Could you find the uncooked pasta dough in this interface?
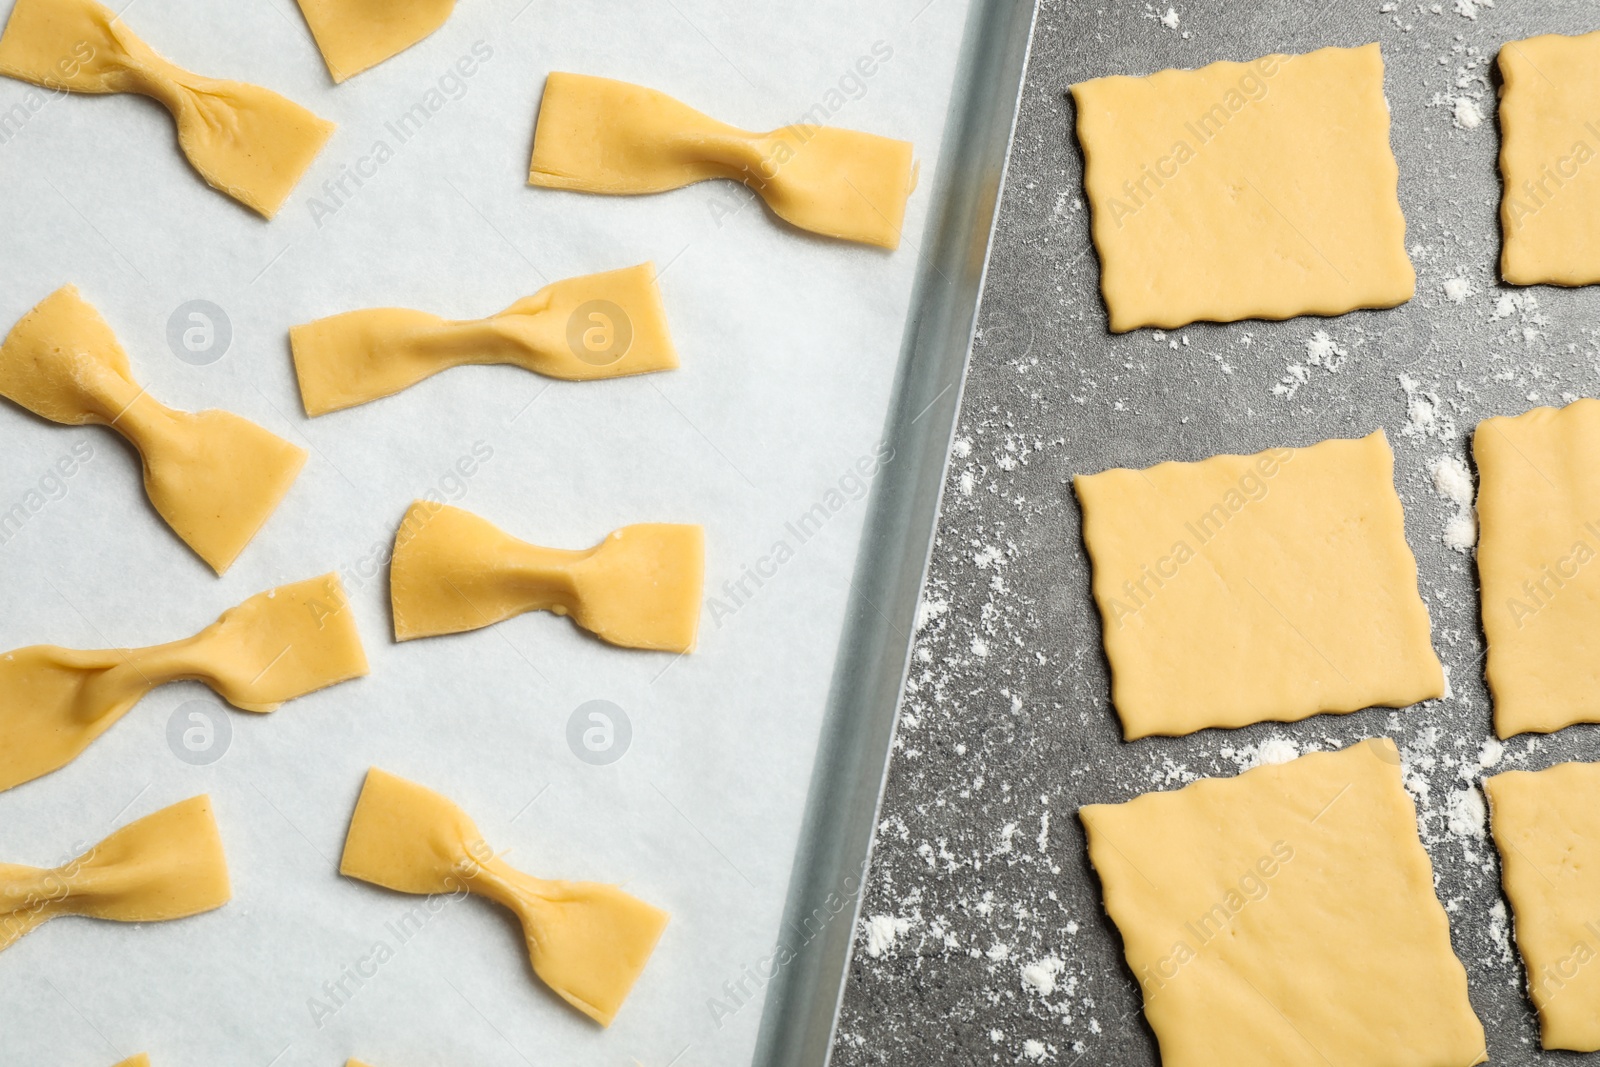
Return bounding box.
[1072,44,1413,331]
[1074,431,1442,738]
[1081,741,1485,1067]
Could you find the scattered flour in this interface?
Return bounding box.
[1453,0,1492,19]
[1218,735,1307,771]
[1254,736,1302,766]
[1021,956,1065,997]
[1274,363,1310,399]
[1429,455,1478,553]
[1452,96,1481,130]
[1021,1039,1051,1063]
[1430,455,1474,508]
[1399,374,1456,440]
[1445,786,1487,838]
[1143,4,1180,29]
[1487,900,1513,962]
[863,914,916,958]
[1442,276,1473,303]
[1274,331,1348,398]
[1305,330,1348,370]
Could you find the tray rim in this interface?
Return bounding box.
[751,2,1042,1063]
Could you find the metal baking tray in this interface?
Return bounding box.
[833,1,1600,1064]
[0,0,1034,1064]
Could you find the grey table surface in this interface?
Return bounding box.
[830,0,1600,1063]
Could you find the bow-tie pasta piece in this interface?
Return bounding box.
[111,1058,150,1067]
[0,574,368,793]
[290,263,678,416]
[340,768,669,1026]
[1,286,306,573]
[295,0,455,83]
[0,0,334,217]
[528,73,917,249]
[389,502,703,652]
[0,795,230,953]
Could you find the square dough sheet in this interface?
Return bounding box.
[1498,30,1600,287]
[1074,430,1443,739]
[1081,739,1485,1067]
[1071,43,1414,332]
[1486,761,1600,1052]
[1474,398,1600,737]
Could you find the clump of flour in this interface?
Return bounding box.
[1021,956,1065,997]
[1429,456,1477,553]
[1274,331,1349,398]
[863,914,916,958]
[1399,374,1456,440]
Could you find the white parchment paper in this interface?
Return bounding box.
[0,0,972,1063]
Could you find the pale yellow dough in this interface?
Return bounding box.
[1072,44,1414,332]
[111,1058,150,1067]
[1075,431,1442,738]
[528,73,917,249]
[0,0,333,217]
[1,286,306,573]
[295,0,454,83]
[291,263,678,416]
[0,573,368,792]
[1486,761,1600,1050]
[0,795,230,953]
[389,501,703,653]
[1474,399,1600,736]
[340,768,669,1027]
[1498,32,1600,286]
[1082,740,1485,1067]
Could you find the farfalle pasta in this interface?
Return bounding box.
[389,501,703,652]
[341,768,668,1026]
[0,286,306,573]
[528,73,917,248]
[295,0,457,82]
[1,796,230,952]
[0,574,368,792]
[0,0,334,216]
[290,263,677,416]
